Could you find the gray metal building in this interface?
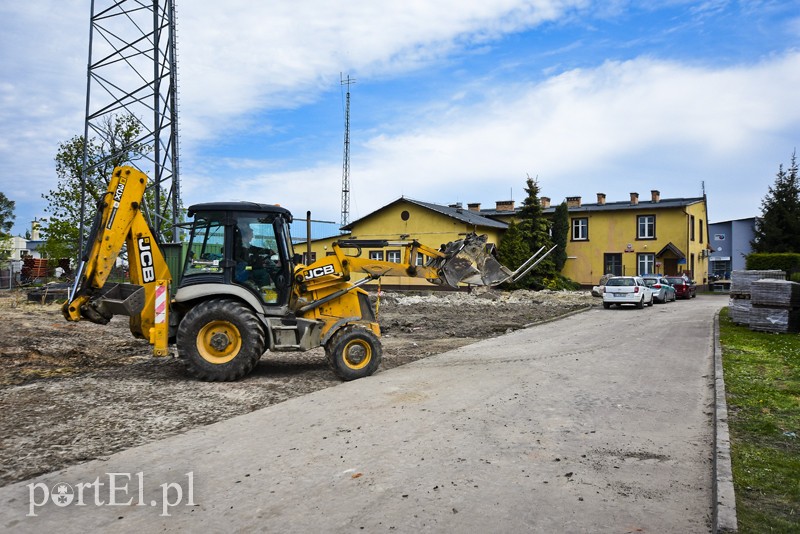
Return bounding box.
[707,217,757,278]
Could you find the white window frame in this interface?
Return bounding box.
[638,253,655,275]
[571,218,588,241]
[386,250,401,263]
[369,250,384,261]
[638,215,655,239]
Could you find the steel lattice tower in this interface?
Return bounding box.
[340,74,354,230]
[79,0,181,251]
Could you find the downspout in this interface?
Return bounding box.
[702,195,711,287]
[683,207,690,276]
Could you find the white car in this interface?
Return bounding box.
[602,276,654,309]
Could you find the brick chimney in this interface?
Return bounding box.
[651,190,661,203]
[540,197,551,209]
[495,200,515,211]
[566,196,582,208]
[467,202,481,212]
[597,193,606,206]
[630,192,639,206]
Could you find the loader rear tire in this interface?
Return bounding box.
[325,325,382,381]
[177,299,265,381]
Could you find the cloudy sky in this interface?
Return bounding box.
[1,0,799,237]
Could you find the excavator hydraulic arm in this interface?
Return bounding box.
[293,233,555,318]
[63,167,172,354]
[303,233,553,289]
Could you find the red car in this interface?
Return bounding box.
[665,276,697,299]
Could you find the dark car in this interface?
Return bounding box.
[665,275,697,299]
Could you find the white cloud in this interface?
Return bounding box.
[1,0,798,236]
[212,52,800,226]
[0,0,585,232]
[175,0,587,141]
[358,52,800,221]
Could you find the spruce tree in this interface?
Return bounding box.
[497,220,531,278]
[752,151,800,253]
[516,176,555,288]
[551,201,569,272]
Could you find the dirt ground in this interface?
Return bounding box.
[0,288,595,487]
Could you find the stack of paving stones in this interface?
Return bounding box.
[749,279,800,333]
[728,270,785,326]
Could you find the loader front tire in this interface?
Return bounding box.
[177,299,265,381]
[325,325,382,381]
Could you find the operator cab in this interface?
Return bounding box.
[181,202,295,305]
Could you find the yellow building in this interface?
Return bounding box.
[546,190,710,286]
[304,191,711,289]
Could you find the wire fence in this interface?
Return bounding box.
[0,261,22,289]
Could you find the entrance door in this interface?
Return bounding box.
[663,258,678,276]
[604,253,623,276]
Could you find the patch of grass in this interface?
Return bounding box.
[719,308,800,532]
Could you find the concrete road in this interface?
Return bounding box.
[1,295,726,533]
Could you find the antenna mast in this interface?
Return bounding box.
[340,74,355,229]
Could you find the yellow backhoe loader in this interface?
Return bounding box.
[64,166,553,381]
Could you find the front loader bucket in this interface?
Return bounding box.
[436,234,514,287]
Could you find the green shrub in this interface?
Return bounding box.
[745,252,800,273]
[542,274,581,291]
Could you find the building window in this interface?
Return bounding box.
[386,250,401,263]
[637,253,655,275]
[415,253,428,266]
[637,215,655,239]
[369,250,384,261]
[690,215,696,241]
[604,253,623,276]
[571,218,588,241]
[699,219,704,244]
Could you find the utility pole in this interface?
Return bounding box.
[340,74,355,230]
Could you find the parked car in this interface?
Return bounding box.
[642,276,677,303]
[665,275,697,299]
[602,276,654,309]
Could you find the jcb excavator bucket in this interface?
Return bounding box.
[434,234,513,287]
[433,233,557,287]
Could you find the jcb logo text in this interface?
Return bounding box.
[138,237,155,283]
[304,264,336,280]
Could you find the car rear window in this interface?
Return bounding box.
[606,278,634,286]
[643,279,658,286]
[666,278,684,285]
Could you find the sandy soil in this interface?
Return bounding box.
[0,288,595,486]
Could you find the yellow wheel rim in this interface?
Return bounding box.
[342,338,372,370]
[197,320,242,364]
